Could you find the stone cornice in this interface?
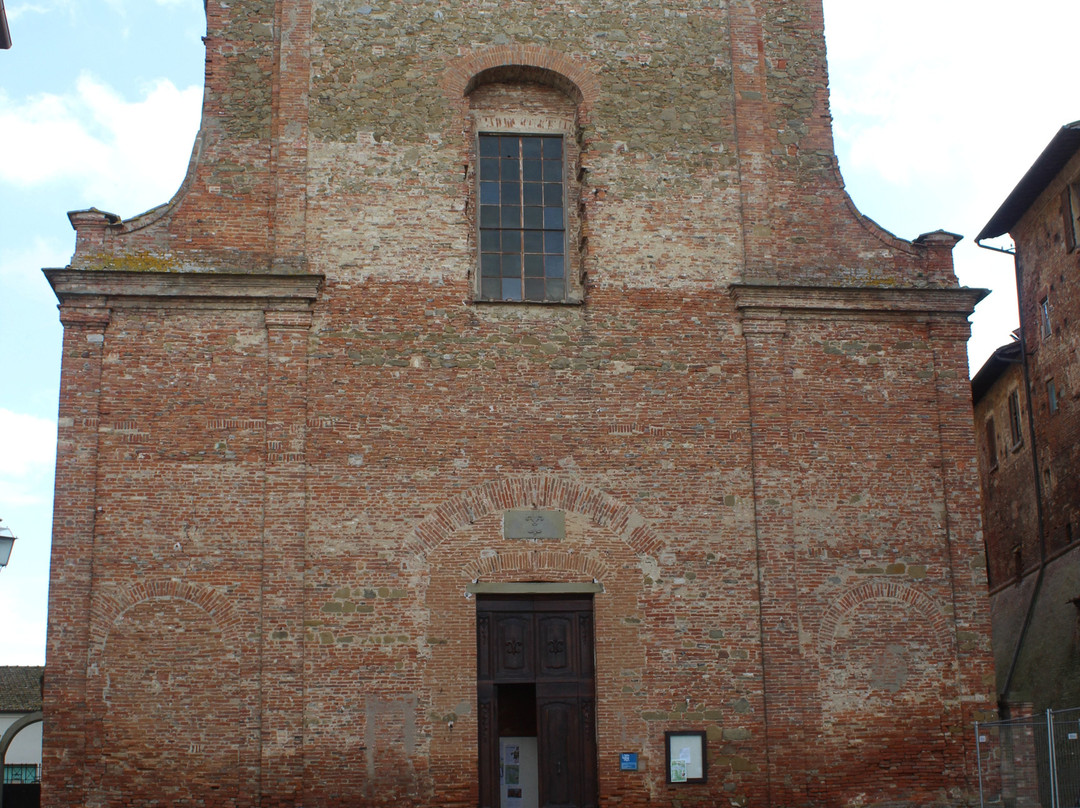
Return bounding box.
[44,270,323,309]
[730,283,988,317]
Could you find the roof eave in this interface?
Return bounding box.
[0,0,10,49]
[976,121,1080,242]
[971,341,1022,404]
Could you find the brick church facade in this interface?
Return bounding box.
[43,1,994,806]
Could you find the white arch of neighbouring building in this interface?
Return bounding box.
[0,711,43,808]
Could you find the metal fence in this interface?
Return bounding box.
[976,707,1080,808]
[1,765,39,785]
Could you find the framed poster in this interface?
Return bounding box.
[665,731,707,784]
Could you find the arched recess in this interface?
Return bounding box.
[453,48,596,305]
[87,580,247,805]
[816,580,959,805]
[0,712,42,808]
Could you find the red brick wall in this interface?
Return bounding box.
[974,144,1080,712]
[974,362,1038,588]
[1013,150,1080,556]
[42,1,995,806]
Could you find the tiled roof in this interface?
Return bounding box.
[0,666,44,712]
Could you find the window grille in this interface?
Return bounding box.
[477,134,566,303]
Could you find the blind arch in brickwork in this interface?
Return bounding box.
[817,579,951,652]
[89,578,243,660]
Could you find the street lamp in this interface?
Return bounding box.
[0,522,16,570]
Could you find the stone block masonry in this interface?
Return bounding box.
[42,1,994,806]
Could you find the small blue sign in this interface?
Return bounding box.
[619,753,638,771]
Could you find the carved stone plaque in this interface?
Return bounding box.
[503,510,565,541]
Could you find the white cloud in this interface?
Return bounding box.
[0,589,47,664]
[822,0,1079,374]
[0,74,202,218]
[0,237,72,303]
[825,0,1078,197]
[5,3,54,21]
[0,410,56,507]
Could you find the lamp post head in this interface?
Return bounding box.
[0,522,16,569]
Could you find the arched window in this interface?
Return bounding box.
[467,68,585,304]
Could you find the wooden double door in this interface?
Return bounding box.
[477,595,597,808]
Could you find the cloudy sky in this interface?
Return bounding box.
[1,0,1077,664]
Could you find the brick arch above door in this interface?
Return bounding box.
[402,474,663,562]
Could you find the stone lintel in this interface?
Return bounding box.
[466,581,604,595]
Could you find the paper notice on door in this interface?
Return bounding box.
[503,743,523,808]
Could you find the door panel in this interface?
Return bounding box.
[537,695,578,808]
[537,614,574,678]
[577,613,594,678]
[478,612,492,679]
[495,614,535,680]
[579,696,597,808]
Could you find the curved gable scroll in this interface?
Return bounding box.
[442,45,599,116]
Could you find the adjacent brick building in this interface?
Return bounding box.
[42,1,994,805]
[974,122,1080,712]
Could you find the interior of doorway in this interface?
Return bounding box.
[498,684,538,808]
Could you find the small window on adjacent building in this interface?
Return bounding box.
[984,417,998,470]
[1064,182,1080,252]
[1047,379,1059,414]
[1008,389,1023,447]
[1040,296,1052,339]
[477,133,566,303]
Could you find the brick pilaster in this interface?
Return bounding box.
[269,0,311,272]
[740,312,815,807]
[259,310,311,806]
[928,315,997,785]
[41,304,110,807]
